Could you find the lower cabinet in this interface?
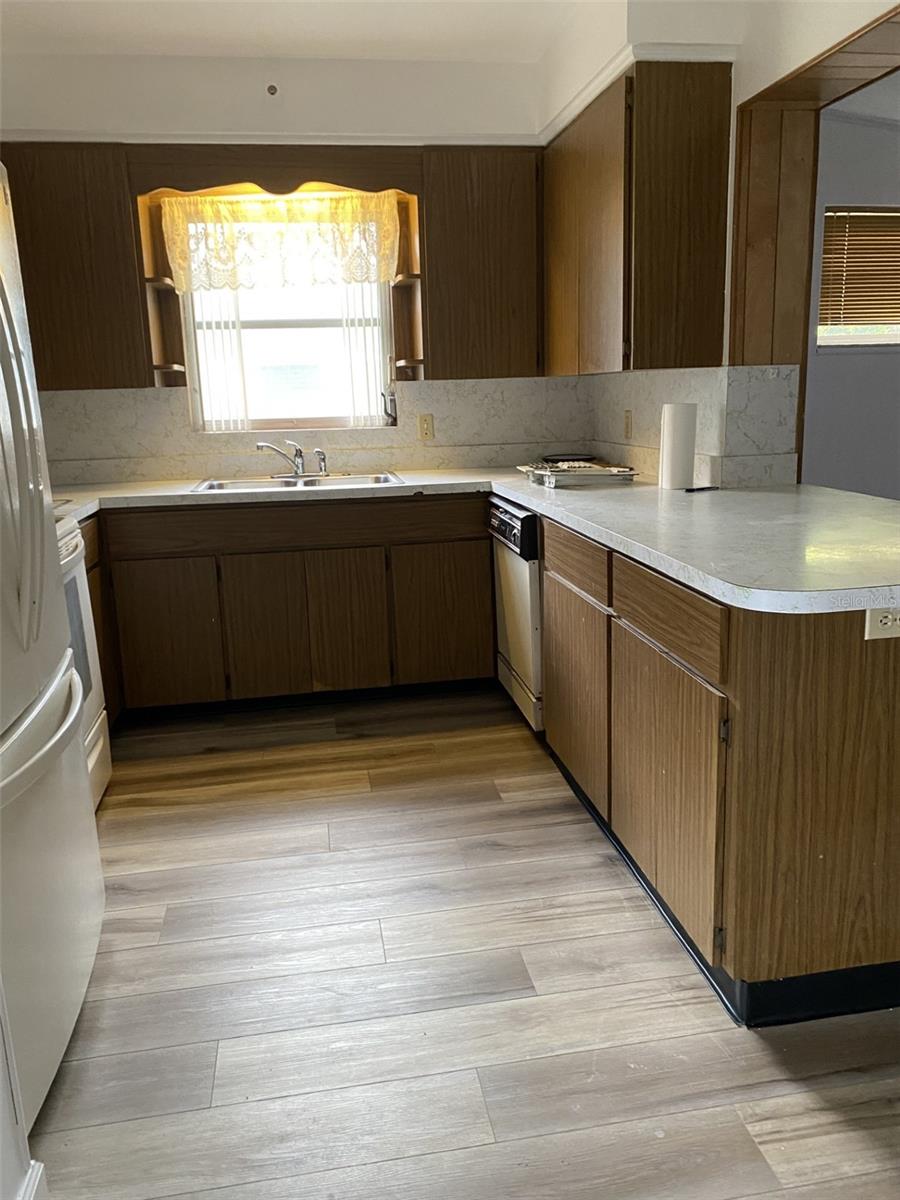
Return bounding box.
[542,571,609,817]
[391,540,494,684]
[219,552,311,699]
[106,498,493,707]
[306,547,392,691]
[611,620,726,959]
[112,556,226,707]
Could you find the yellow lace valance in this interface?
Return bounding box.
[160,184,401,293]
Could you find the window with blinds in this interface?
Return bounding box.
[817,208,900,346]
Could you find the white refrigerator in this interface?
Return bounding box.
[0,162,105,1132]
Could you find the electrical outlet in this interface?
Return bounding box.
[418,413,435,441]
[624,409,633,440]
[864,607,900,640]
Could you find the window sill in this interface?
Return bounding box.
[197,417,398,433]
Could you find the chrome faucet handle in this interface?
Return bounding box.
[314,448,327,474]
[256,441,302,476]
[285,440,305,474]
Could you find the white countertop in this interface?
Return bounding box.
[51,471,900,614]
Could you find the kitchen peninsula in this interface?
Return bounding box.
[58,472,900,1026]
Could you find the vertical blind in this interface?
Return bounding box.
[818,208,900,327]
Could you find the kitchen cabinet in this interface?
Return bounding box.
[219,552,311,699]
[5,139,541,391]
[544,62,731,374]
[537,527,898,1006]
[391,540,494,684]
[544,77,628,376]
[422,147,540,379]
[112,556,226,707]
[611,621,726,959]
[306,547,392,691]
[105,497,492,706]
[542,572,609,818]
[613,555,728,685]
[543,121,581,377]
[3,143,151,390]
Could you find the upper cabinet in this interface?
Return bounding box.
[545,78,629,377]
[5,85,727,393]
[422,148,540,379]
[4,141,540,390]
[3,143,152,390]
[544,62,732,375]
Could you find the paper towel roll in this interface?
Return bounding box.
[659,403,697,490]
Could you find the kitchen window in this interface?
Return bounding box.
[817,207,900,347]
[156,184,411,430]
[184,277,392,430]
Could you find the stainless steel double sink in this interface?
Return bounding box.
[193,473,402,492]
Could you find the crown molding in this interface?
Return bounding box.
[537,41,737,146]
[0,129,542,146]
[537,44,635,145]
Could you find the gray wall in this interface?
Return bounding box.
[802,112,900,500]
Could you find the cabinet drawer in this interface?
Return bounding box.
[542,520,610,605]
[80,516,100,570]
[612,555,728,684]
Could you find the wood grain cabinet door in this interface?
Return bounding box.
[543,122,581,377]
[542,572,609,817]
[422,148,539,379]
[219,552,311,700]
[391,541,494,685]
[305,547,391,691]
[543,80,628,377]
[611,621,726,960]
[3,144,151,390]
[112,557,226,707]
[577,76,628,375]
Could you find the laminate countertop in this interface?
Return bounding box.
[51,471,900,615]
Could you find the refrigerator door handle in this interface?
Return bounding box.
[0,268,37,650]
[0,667,83,808]
[21,341,45,646]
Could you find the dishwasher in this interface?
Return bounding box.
[490,498,542,730]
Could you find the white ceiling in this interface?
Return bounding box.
[829,68,900,124]
[0,0,580,62]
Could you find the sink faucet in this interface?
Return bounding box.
[285,441,305,474]
[314,448,327,475]
[256,441,304,476]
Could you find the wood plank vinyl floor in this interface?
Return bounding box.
[32,687,900,1199]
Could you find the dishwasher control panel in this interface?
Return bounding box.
[489,499,539,560]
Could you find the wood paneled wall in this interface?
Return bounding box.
[729,106,819,366]
[729,8,900,368]
[422,147,540,379]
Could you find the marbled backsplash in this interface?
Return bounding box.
[40,366,798,488]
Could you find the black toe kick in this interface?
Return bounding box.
[709,959,900,1028]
